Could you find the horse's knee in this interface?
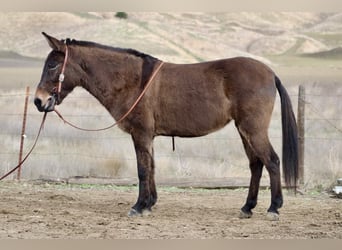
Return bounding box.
[137,164,149,181]
[270,151,280,166]
[264,151,280,174]
[265,164,280,176]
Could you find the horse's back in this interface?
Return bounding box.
[160,57,276,98]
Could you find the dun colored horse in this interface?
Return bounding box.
[34,33,298,220]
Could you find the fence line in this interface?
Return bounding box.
[305,103,342,134]
[0,92,341,133]
[0,91,341,129]
[0,87,341,183]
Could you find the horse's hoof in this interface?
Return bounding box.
[128,208,142,217]
[266,212,279,221]
[128,208,151,217]
[239,210,252,219]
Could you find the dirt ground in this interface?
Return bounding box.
[0,180,341,239]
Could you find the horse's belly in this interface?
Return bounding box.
[155,101,232,137]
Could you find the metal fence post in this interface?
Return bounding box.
[17,86,30,180]
[297,85,305,185]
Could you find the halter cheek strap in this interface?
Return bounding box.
[54,44,69,104]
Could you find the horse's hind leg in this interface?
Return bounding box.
[237,129,264,219]
[237,124,283,221]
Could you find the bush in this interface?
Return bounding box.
[115,12,128,19]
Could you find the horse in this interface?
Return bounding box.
[34,32,298,221]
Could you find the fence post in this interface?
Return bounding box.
[17,86,30,181]
[297,85,305,185]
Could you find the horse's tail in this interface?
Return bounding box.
[275,75,298,189]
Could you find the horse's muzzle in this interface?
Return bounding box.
[34,95,56,112]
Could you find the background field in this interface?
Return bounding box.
[0,12,341,190]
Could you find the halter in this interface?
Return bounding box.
[52,43,69,104]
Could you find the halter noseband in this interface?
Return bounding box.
[53,43,69,105]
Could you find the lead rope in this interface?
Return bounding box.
[54,61,164,132]
[0,112,47,181]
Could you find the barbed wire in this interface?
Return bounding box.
[1,91,341,151]
[306,103,342,134]
[6,92,342,99]
[1,94,341,181]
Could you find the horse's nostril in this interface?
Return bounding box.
[34,97,42,108]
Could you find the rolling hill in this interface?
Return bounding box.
[0,12,341,65]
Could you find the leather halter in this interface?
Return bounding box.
[52,44,69,104]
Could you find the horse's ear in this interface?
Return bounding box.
[42,32,65,52]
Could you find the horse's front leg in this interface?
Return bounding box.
[128,133,157,216]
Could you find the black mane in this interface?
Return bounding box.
[63,38,159,88]
[63,38,158,61]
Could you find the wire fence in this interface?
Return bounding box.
[0,85,341,187]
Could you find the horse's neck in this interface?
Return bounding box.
[79,49,141,117]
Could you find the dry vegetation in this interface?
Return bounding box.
[0,12,341,190]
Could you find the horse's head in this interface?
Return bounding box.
[34,32,78,112]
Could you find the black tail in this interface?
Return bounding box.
[275,76,298,189]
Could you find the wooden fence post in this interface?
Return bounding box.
[17,86,30,180]
[297,85,305,185]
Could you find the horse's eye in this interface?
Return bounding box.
[47,62,59,70]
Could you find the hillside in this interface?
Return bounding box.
[0,12,341,65]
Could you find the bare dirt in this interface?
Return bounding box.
[0,181,341,239]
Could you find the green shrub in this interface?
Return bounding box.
[115,12,128,19]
